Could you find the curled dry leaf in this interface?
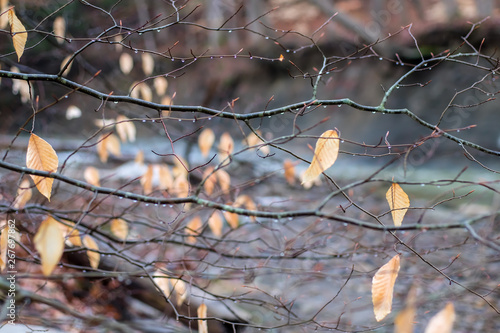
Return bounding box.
[197,303,208,333]
[218,132,234,164]
[208,212,223,237]
[8,8,27,61]
[27,133,59,201]
[65,105,82,120]
[142,53,155,75]
[84,166,100,187]
[57,220,82,247]
[53,16,66,43]
[372,254,400,321]
[116,115,136,142]
[283,159,296,185]
[301,129,340,184]
[386,183,410,226]
[198,128,215,158]
[424,303,455,333]
[82,235,100,269]
[154,76,168,96]
[34,216,65,276]
[110,218,129,240]
[13,178,32,209]
[119,53,134,74]
[185,216,202,244]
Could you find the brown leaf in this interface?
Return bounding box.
[394,285,417,333]
[173,175,190,198]
[244,130,270,155]
[110,218,129,240]
[185,216,203,244]
[8,8,27,61]
[197,303,208,333]
[53,16,65,44]
[119,53,134,74]
[218,132,234,164]
[84,166,100,187]
[198,128,215,158]
[424,303,455,333]
[34,216,65,276]
[223,210,239,229]
[202,166,217,196]
[208,212,223,237]
[116,115,136,143]
[97,134,121,163]
[283,159,296,185]
[57,220,81,247]
[27,133,59,201]
[141,164,154,194]
[142,53,155,76]
[372,254,401,321]
[82,235,100,269]
[301,130,339,184]
[386,183,410,226]
[216,169,231,193]
[13,178,32,209]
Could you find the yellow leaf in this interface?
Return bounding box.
[142,53,155,76]
[119,53,134,74]
[116,115,136,142]
[97,134,121,163]
[223,210,239,229]
[82,235,100,269]
[218,132,234,164]
[208,212,223,237]
[13,178,32,209]
[301,130,339,184]
[186,216,202,244]
[202,166,217,196]
[216,169,231,193]
[154,76,168,96]
[141,164,153,194]
[8,8,27,62]
[424,303,455,333]
[198,128,215,158]
[57,220,81,247]
[53,16,65,44]
[153,270,172,297]
[34,216,65,276]
[197,303,208,333]
[174,175,190,198]
[372,254,401,321]
[394,306,416,333]
[84,166,100,187]
[27,133,59,201]
[386,183,410,226]
[110,218,128,240]
[158,164,174,190]
[65,105,81,120]
[283,159,296,185]
[244,130,270,155]
[60,54,73,77]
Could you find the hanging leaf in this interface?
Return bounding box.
[386,183,410,226]
[216,169,231,193]
[283,159,296,185]
[185,216,202,244]
[119,53,134,74]
[53,16,65,44]
[218,132,234,164]
[424,303,455,333]
[394,286,417,333]
[372,254,401,321]
[8,8,27,61]
[208,212,223,237]
[97,134,121,163]
[65,105,81,120]
[141,164,153,194]
[154,270,172,297]
[142,53,155,76]
[172,156,189,179]
[202,166,217,196]
[154,76,168,96]
[301,130,340,184]
[57,220,82,247]
[13,178,32,209]
[27,133,59,201]
[244,130,270,155]
[138,82,153,102]
[60,54,73,77]
[110,218,129,240]
[158,164,174,190]
[174,174,190,199]
[223,210,239,229]
[234,195,257,222]
[197,303,208,333]
[116,115,136,142]
[84,166,100,187]
[34,216,65,276]
[198,128,215,158]
[82,235,100,269]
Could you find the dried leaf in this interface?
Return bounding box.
[158,164,174,190]
[218,132,234,164]
[8,8,27,61]
[154,76,168,96]
[27,133,59,201]
[13,178,32,209]
[65,105,81,120]
[53,16,65,43]
[34,216,65,276]
[394,305,416,333]
[119,53,134,74]
[234,195,257,222]
[142,53,155,75]
[197,303,208,333]
[301,130,339,184]
[172,156,188,179]
[84,166,100,187]
[216,169,231,193]
[208,212,223,237]
[283,159,296,185]
[57,220,81,247]
[198,128,215,158]
[424,303,455,333]
[97,134,121,163]
[60,54,73,76]
[82,235,100,269]
[110,218,128,240]
[186,216,202,244]
[386,183,410,226]
[173,175,190,198]
[223,210,239,229]
[202,166,217,196]
[137,82,153,102]
[372,254,401,321]
[116,115,136,142]
[141,164,153,194]
[154,270,172,297]
[0,0,8,29]
[244,130,270,155]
